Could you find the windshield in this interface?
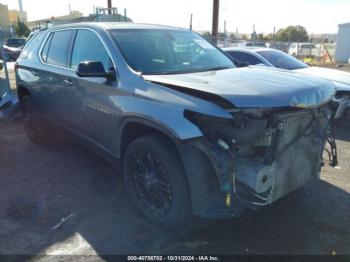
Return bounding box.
[257,49,308,70]
[109,29,234,75]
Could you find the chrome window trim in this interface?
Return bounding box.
[38,27,118,75]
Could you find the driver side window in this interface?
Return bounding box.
[71,29,113,71]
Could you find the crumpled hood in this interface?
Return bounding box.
[143,67,336,108]
[295,66,350,91]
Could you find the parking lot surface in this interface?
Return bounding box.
[0,119,349,256]
[1,64,350,256]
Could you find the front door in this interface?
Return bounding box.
[64,29,119,154]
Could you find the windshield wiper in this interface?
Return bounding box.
[140,66,233,76]
[199,66,233,72]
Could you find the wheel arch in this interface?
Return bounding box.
[17,84,31,99]
[118,117,221,216]
[118,116,182,159]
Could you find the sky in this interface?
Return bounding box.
[1,0,349,34]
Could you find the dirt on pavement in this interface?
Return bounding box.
[0,119,349,256]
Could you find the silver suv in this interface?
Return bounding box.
[16,23,336,226]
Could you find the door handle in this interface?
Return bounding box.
[31,70,39,76]
[64,78,73,86]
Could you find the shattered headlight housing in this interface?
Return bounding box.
[289,86,336,109]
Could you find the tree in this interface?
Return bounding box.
[15,19,30,37]
[256,33,264,41]
[264,33,274,41]
[241,34,249,40]
[201,31,214,43]
[276,25,308,42]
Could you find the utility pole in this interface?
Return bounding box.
[18,0,23,12]
[18,0,24,21]
[0,30,10,99]
[236,28,239,46]
[189,14,193,30]
[107,0,112,14]
[212,0,219,44]
[224,20,226,35]
[223,20,227,47]
[252,24,257,46]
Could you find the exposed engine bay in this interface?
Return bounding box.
[184,106,335,213]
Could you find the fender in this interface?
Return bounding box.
[116,110,202,158]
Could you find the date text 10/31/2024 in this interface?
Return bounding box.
[127,256,220,261]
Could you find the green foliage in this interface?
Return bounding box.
[241,34,248,40]
[201,31,214,42]
[201,31,211,38]
[15,19,30,37]
[264,33,274,41]
[276,25,309,42]
[218,32,226,38]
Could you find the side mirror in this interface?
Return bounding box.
[76,61,115,80]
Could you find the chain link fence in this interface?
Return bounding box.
[203,35,337,63]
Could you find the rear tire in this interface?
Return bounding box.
[20,95,65,145]
[123,133,192,227]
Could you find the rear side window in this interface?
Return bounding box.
[227,51,263,66]
[19,32,40,60]
[41,33,53,63]
[44,30,74,67]
[71,29,113,71]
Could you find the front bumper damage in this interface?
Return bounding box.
[179,107,334,218]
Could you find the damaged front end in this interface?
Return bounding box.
[181,106,335,218]
[144,67,339,218]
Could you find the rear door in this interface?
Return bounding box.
[63,29,118,153]
[37,29,75,121]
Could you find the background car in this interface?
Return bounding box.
[223,47,350,88]
[223,47,350,118]
[0,44,22,61]
[238,41,266,47]
[6,37,27,48]
[16,23,338,227]
[269,42,289,53]
[288,42,316,57]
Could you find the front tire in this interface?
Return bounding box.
[123,134,192,227]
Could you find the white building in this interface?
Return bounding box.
[335,23,350,63]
